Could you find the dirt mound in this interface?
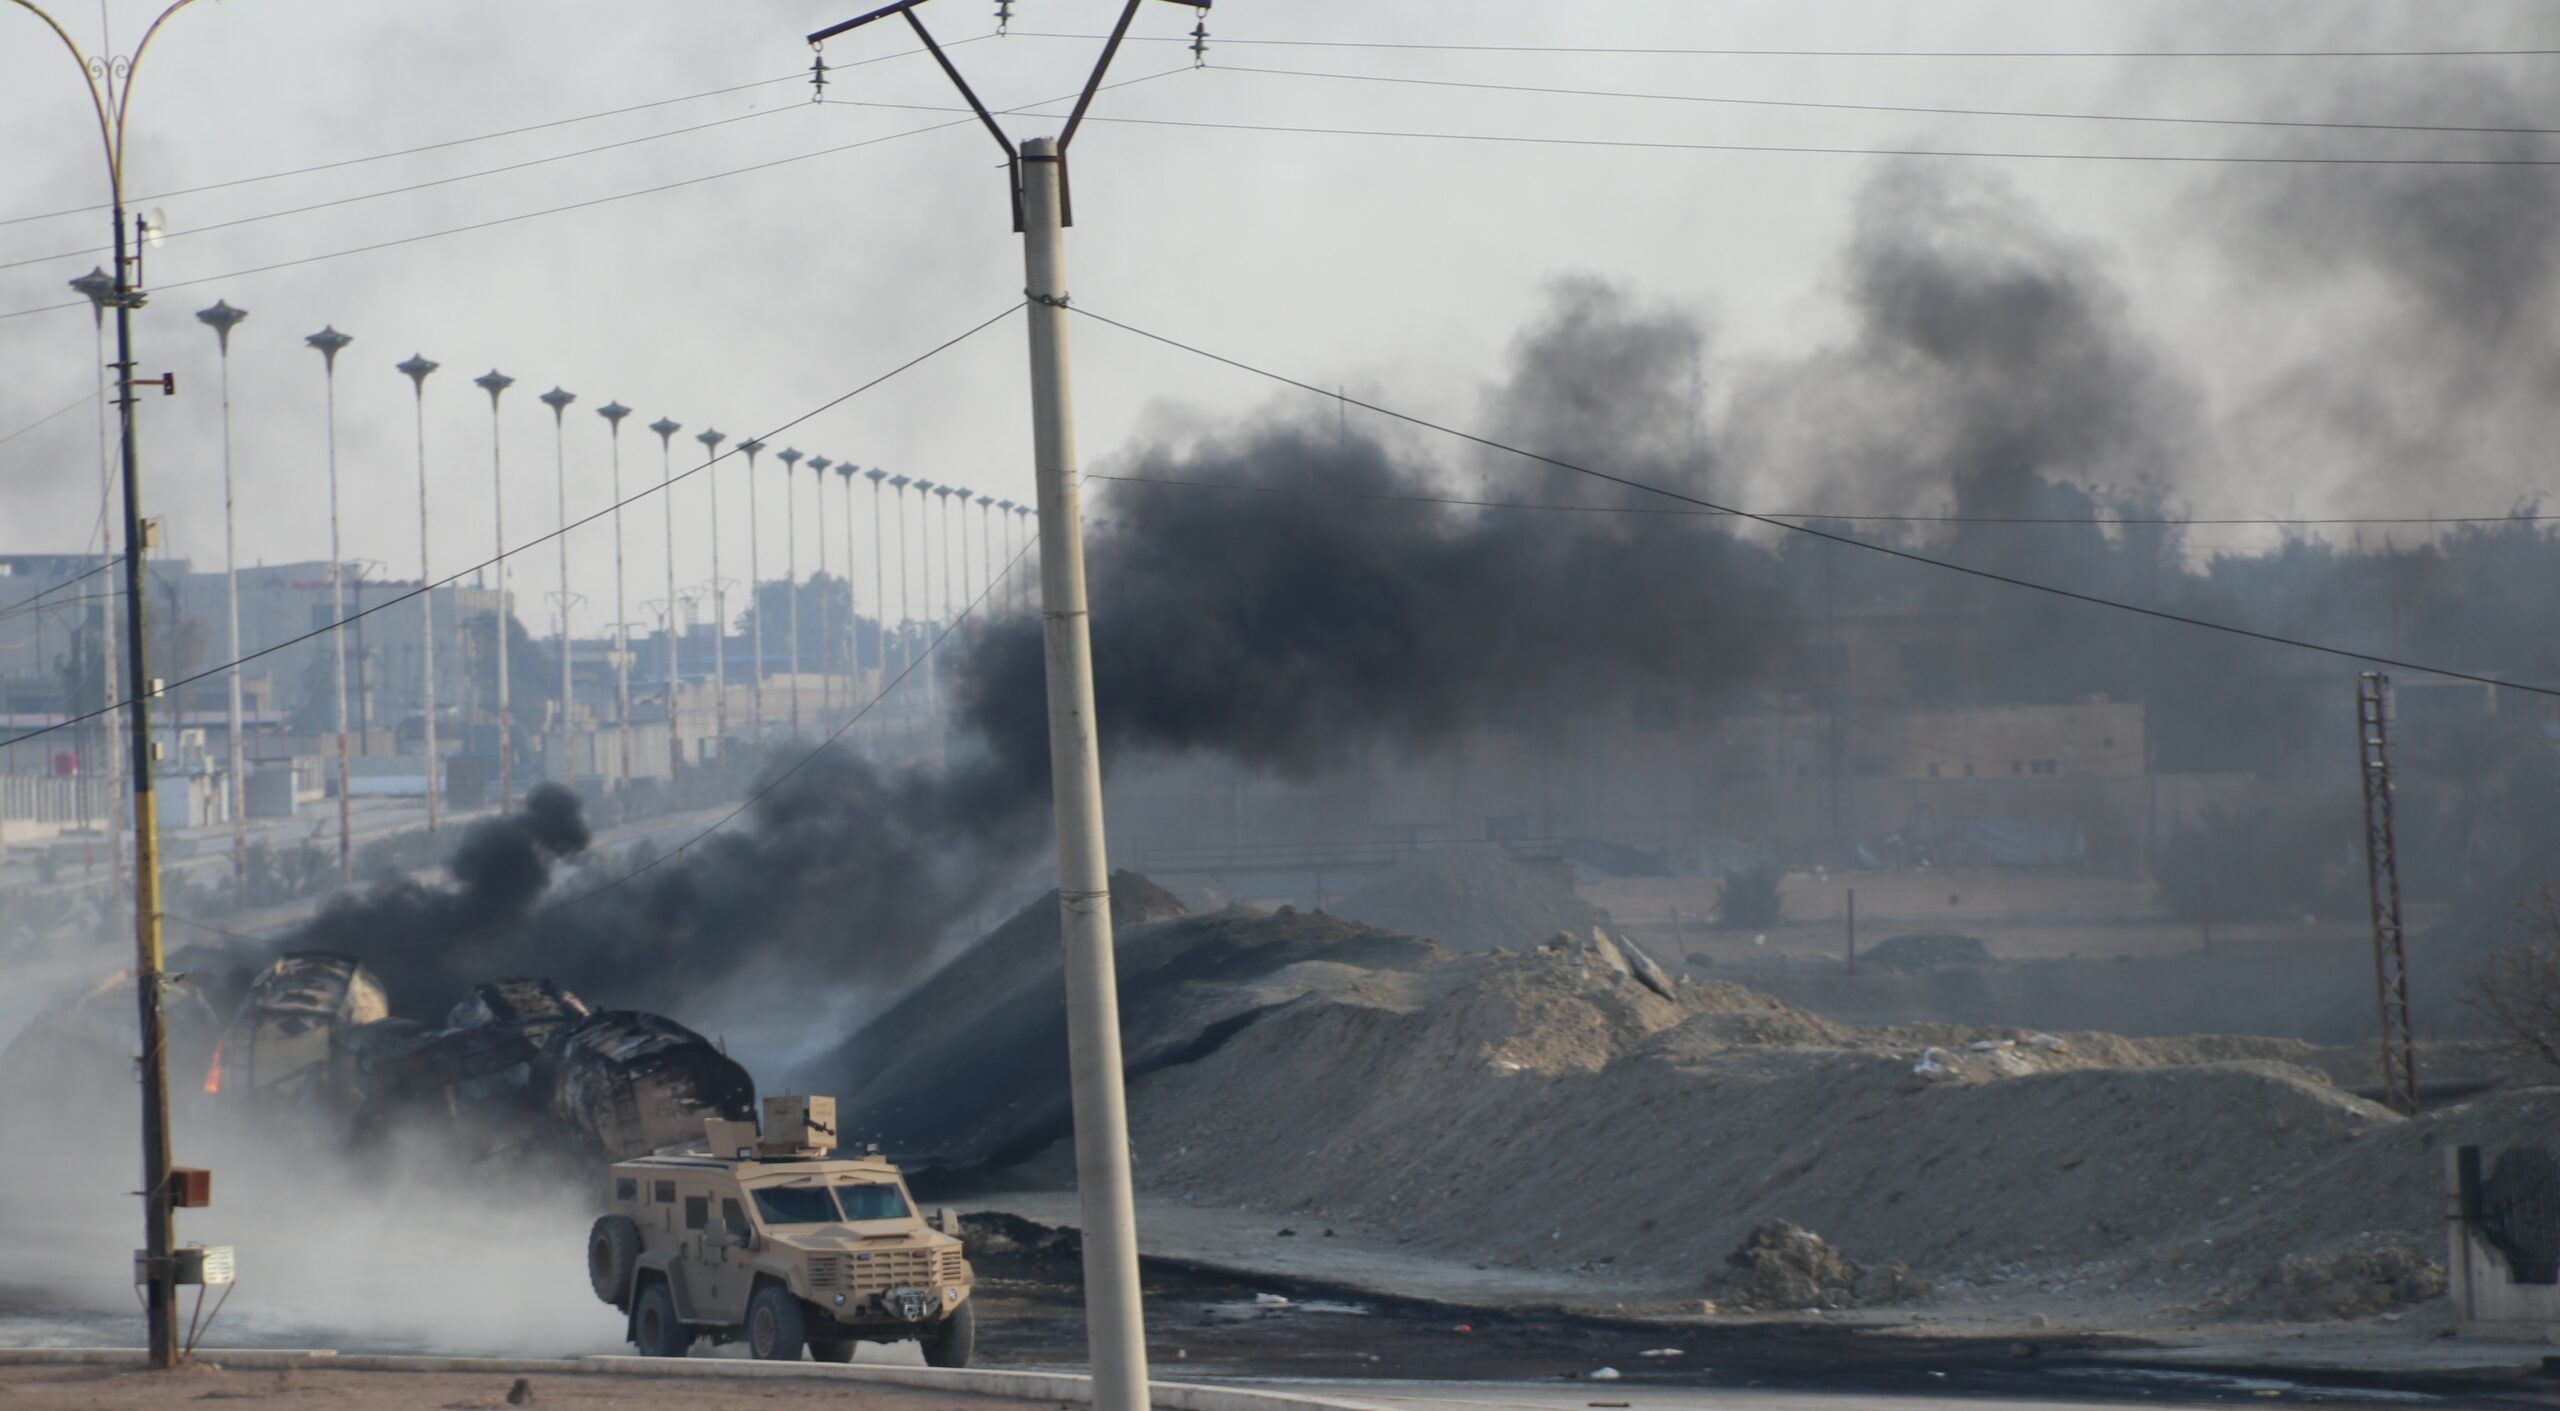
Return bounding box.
[1719,1220,1930,1310]
[2225,1246,2447,1321]
[1333,845,1611,952]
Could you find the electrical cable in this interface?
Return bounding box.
[1045,108,2560,168]
[0,107,799,274]
[0,65,1188,324]
[1011,31,2560,61]
[0,556,122,617]
[1214,62,2560,138]
[0,37,989,231]
[1069,304,2560,698]
[1084,472,2560,528]
[0,301,1026,753]
[0,388,98,447]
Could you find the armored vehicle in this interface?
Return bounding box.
[585,1095,975,1364]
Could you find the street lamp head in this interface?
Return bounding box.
[69,267,114,309]
[866,467,889,485]
[305,324,353,368]
[837,463,858,482]
[473,369,514,404]
[808,456,832,474]
[598,400,632,427]
[539,386,577,418]
[934,485,953,501]
[976,494,994,508]
[1016,505,1032,519]
[396,353,439,391]
[696,428,726,451]
[195,298,248,350]
[997,499,1014,512]
[737,437,766,459]
[915,478,937,494]
[891,475,912,490]
[777,447,803,468]
[648,417,681,445]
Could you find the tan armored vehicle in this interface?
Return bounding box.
[585,1095,975,1364]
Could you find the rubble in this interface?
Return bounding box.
[1718,1220,1931,1310]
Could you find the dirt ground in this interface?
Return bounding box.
[0,1364,1026,1410]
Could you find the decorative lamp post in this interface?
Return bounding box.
[195,299,250,889]
[933,483,956,624]
[648,417,683,779]
[889,474,914,728]
[776,447,804,740]
[539,386,578,785]
[597,401,634,796]
[306,326,356,880]
[473,369,517,810]
[1014,504,1034,613]
[808,456,835,727]
[865,468,889,734]
[396,353,443,831]
[838,461,863,717]
[737,438,767,734]
[976,493,995,610]
[996,498,1017,609]
[696,427,729,754]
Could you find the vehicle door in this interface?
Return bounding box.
[685,1187,754,1326]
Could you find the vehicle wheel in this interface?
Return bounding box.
[746,1283,808,1362]
[631,1280,688,1358]
[809,1338,856,1364]
[587,1215,643,1308]
[920,1299,975,1369]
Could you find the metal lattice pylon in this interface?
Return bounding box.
[2356,672,2419,1115]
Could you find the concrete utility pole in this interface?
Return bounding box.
[840,462,862,719]
[777,448,804,740]
[697,428,729,757]
[810,457,836,729]
[541,387,578,782]
[307,326,356,881]
[649,417,684,781]
[598,402,635,796]
[739,438,768,735]
[196,299,250,893]
[866,468,889,737]
[799,7,1209,1405]
[474,370,516,811]
[397,355,443,831]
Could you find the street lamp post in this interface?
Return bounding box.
[540,387,578,785]
[933,484,956,624]
[776,447,803,740]
[809,456,835,728]
[648,417,684,781]
[696,428,730,756]
[396,355,443,831]
[306,326,356,882]
[1014,504,1033,613]
[195,299,249,893]
[838,461,862,722]
[865,468,889,740]
[13,0,234,1365]
[597,402,634,797]
[996,498,1016,608]
[889,473,913,733]
[473,370,516,811]
[737,438,767,735]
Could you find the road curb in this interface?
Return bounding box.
[0,1348,1377,1411]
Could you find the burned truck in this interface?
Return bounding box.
[209,952,754,1162]
[587,1096,975,1364]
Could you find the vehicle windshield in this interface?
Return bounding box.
[751,1184,841,1226]
[835,1182,910,1222]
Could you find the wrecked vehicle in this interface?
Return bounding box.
[211,951,390,1106]
[587,1095,976,1365]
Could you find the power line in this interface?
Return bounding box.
[1015,31,2560,60]
[0,107,798,275]
[0,38,988,231]
[0,66,1188,324]
[1215,62,2560,138]
[1052,108,2560,168]
[1084,472,2560,528]
[0,555,123,619]
[0,388,97,448]
[1069,304,2560,699]
[0,302,1025,753]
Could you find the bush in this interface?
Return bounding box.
[1715,861,1784,930]
[2467,893,2560,1081]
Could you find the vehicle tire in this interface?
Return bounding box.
[587,1215,643,1308]
[919,1299,975,1369]
[631,1280,688,1358]
[746,1283,808,1362]
[808,1338,856,1364]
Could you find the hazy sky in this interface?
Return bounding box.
[2,1,2552,642]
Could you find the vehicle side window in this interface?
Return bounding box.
[653,1180,675,1205]
[615,1178,637,1203]
[684,1195,708,1231]
[722,1199,748,1232]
